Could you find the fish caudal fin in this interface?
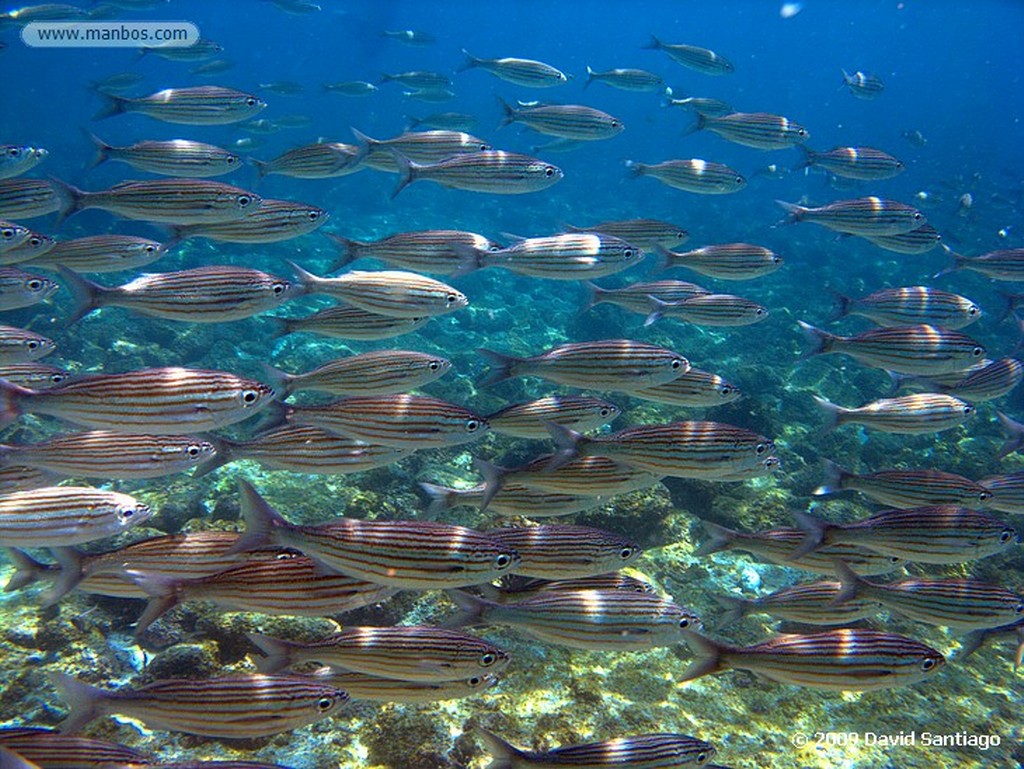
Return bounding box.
[418,482,458,516]
[390,151,420,199]
[126,570,180,638]
[50,672,107,734]
[2,548,50,593]
[260,363,294,399]
[443,589,491,628]
[457,48,482,73]
[495,96,517,130]
[797,320,836,358]
[695,520,737,556]
[0,378,32,432]
[81,129,112,170]
[583,65,595,90]
[324,233,360,272]
[710,593,749,628]
[830,559,867,605]
[789,510,828,561]
[477,347,526,387]
[813,458,848,496]
[246,632,296,674]
[56,266,105,326]
[824,287,853,322]
[812,394,845,433]
[43,547,85,606]
[473,458,507,512]
[227,479,288,554]
[996,411,1024,459]
[677,631,728,682]
[48,177,88,227]
[473,727,524,769]
[932,243,963,279]
[90,92,128,121]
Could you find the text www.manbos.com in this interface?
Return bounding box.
[21,21,201,48]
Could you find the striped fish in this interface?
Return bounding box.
[0,221,31,254]
[643,35,734,74]
[380,71,452,88]
[265,350,450,397]
[62,266,299,324]
[937,245,1024,281]
[52,178,262,225]
[170,200,328,244]
[0,145,47,180]
[665,96,734,116]
[799,321,985,374]
[0,486,150,547]
[233,481,521,589]
[477,455,661,505]
[0,179,60,220]
[449,588,701,650]
[0,431,215,480]
[0,231,55,266]
[50,672,345,738]
[680,628,942,691]
[252,142,362,178]
[777,197,925,236]
[85,133,240,177]
[714,580,881,627]
[92,86,266,125]
[833,560,1024,631]
[0,364,68,389]
[792,506,1018,563]
[391,150,563,197]
[197,425,411,477]
[352,128,489,171]
[405,111,477,130]
[487,395,619,439]
[289,263,466,318]
[552,421,775,480]
[460,51,567,86]
[841,69,885,99]
[479,339,689,390]
[813,459,991,508]
[269,306,429,341]
[798,146,904,180]
[697,521,907,576]
[627,159,745,194]
[0,326,55,364]
[585,280,709,315]
[659,243,782,280]
[936,358,1024,401]
[0,267,57,310]
[248,626,508,681]
[486,524,640,580]
[866,224,942,254]
[566,219,689,250]
[314,671,497,703]
[693,111,809,149]
[828,286,980,328]
[476,728,716,768]
[24,234,167,273]
[329,230,501,275]
[131,556,399,635]
[0,367,275,434]
[498,99,624,141]
[632,368,741,407]
[0,728,152,767]
[140,38,224,62]
[585,66,663,92]
[460,232,642,280]
[814,393,973,434]
[980,470,1024,514]
[284,394,488,449]
[647,293,769,327]
[324,80,379,96]
[419,481,604,519]
[482,573,657,603]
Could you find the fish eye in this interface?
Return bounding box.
[798,128,807,136]
[611,119,621,127]
[429,360,441,370]
[8,148,20,157]
[465,419,480,432]
[50,373,67,383]
[963,405,973,416]
[308,211,321,221]
[678,617,691,629]
[755,442,768,455]
[544,166,555,177]
[772,256,782,264]
[28,236,43,247]
[226,155,238,164]
[913,212,923,220]
[735,176,744,184]
[896,161,904,168]
[968,306,980,316]
[272,282,287,295]
[721,386,733,396]
[478,143,488,151]
[317,696,334,712]
[1,228,13,239]
[241,388,260,404]
[1016,603,1024,614]
[246,97,258,107]
[237,195,253,207]
[619,546,634,559]
[186,444,202,457]
[25,340,39,350]
[623,248,635,260]
[144,244,157,253]
[446,292,458,304]
[671,359,682,369]
[972,346,984,357]
[599,407,611,417]
[480,652,497,666]
[26,279,43,291]
[121,507,136,520]
[999,529,1015,543]
[494,553,514,569]
[468,676,483,686]
[921,658,937,671]
[754,307,767,316]
[979,490,993,501]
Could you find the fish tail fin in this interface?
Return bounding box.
[812,394,845,433]
[191,437,232,478]
[643,295,670,327]
[711,593,749,628]
[495,96,516,130]
[285,259,324,294]
[260,362,294,399]
[653,245,675,272]
[404,114,422,129]
[249,157,270,178]
[390,150,419,199]
[49,176,88,226]
[956,629,987,660]
[995,291,1020,324]
[227,479,287,554]
[789,510,828,560]
[681,113,705,137]
[775,199,806,224]
[839,68,852,88]
[50,672,106,734]
[624,159,644,178]
[2,548,49,593]
[641,34,662,50]
[418,482,459,516]
[0,375,33,432]
[473,727,523,769]
[796,319,835,358]
[996,411,1024,459]
[126,570,180,638]
[477,347,524,386]
[886,370,914,396]
[349,126,378,165]
[90,92,128,121]
[442,588,489,627]
[81,129,112,170]
[831,559,866,605]
[678,631,727,682]
[458,48,482,73]
[695,520,737,556]
[56,266,104,326]
[246,633,296,674]
[581,280,607,313]
[43,547,85,606]
[266,315,294,339]
[932,243,963,278]
[473,458,507,512]
[824,287,852,322]
[793,144,814,171]
[325,233,360,272]
[583,65,595,90]
[450,242,486,277]
[813,458,848,496]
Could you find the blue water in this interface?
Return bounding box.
[1,0,1024,767]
